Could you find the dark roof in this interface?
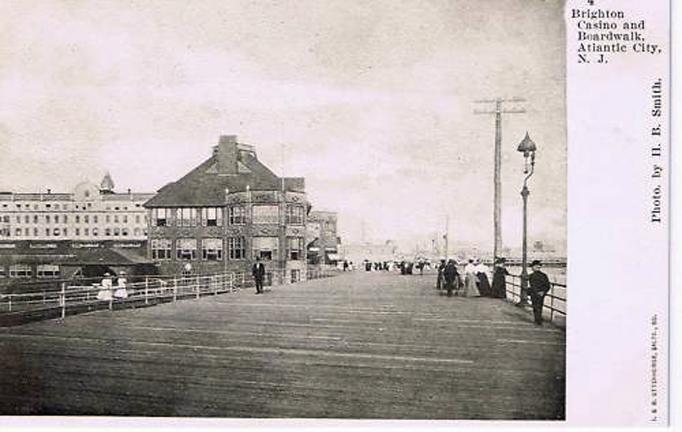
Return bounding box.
[55,248,152,266]
[144,151,304,207]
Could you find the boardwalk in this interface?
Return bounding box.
[0,271,565,419]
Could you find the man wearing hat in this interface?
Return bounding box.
[528,260,551,325]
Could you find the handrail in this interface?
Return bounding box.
[0,267,340,324]
[505,273,566,324]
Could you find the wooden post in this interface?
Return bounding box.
[61,282,66,319]
[144,277,149,305]
[196,275,200,299]
[173,277,177,302]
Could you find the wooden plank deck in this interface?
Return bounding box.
[0,271,565,419]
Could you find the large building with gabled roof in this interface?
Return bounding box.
[144,135,309,282]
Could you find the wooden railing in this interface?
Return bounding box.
[505,274,566,326]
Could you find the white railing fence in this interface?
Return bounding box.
[0,267,339,326]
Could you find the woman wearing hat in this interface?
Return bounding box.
[463,259,480,298]
[96,272,114,301]
[114,271,128,299]
[492,257,509,299]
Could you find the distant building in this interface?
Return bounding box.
[306,211,340,265]
[144,135,309,283]
[0,174,153,241]
[0,174,154,281]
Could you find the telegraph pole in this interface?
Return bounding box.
[474,97,526,260]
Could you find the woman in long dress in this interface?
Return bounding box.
[475,260,492,297]
[492,258,509,299]
[463,259,480,297]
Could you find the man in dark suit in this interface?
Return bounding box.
[252,257,266,294]
[528,260,551,325]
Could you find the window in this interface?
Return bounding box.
[54,215,59,223]
[24,228,29,236]
[9,264,32,278]
[113,227,120,236]
[84,215,90,223]
[105,215,110,223]
[228,237,246,260]
[92,227,98,236]
[0,266,5,278]
[123,215,128,223]
[114,215,119,223]
[75,228,80,236]
[105,228,111,236]
[33,215,38,224]
[45,215,50,223]
[286,206,304,224]
[228,206,246,225]
[252,205,279,225]
[54,204,60,210]
[151,239,172,260]
[152,208,169,226]
[290,269,301,283]
[202,207,223,227]
[24,215,29,224]
[122,228,129,236]
[177,208,198,227]
[176,238,197,260]
[53,228,60,236]
[135,215,140,224]
[202,238,223,261]
[63,228,67,236]
[76,215,80,223]
[37,264,60,279]
[33,227,38,236]
[252,237,278,261]
[134,228,140,236]
[63,215,68,223]
[14,228,21,236]
[84,228,89,236]
[15,215,20,223]
[287,237,303,260]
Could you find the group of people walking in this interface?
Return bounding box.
[437,257,509,299]
[436,257,553,326]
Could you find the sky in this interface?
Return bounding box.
[0,0,566,253]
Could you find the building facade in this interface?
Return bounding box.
[0,175,153,241]
[144,135,309,283]
[306,211,341,265]
[0,175,154,281]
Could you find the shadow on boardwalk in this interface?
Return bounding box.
[0,271,565,420]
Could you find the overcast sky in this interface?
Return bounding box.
[0,0,566,253]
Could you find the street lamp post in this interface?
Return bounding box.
[516,132,537,306]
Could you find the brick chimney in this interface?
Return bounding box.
[215,135,239,175]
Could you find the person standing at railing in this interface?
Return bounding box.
[528,260,551,326]
[113,271,128,299]
[96,273,113,301]
[252,257,265,294]
[491,257,509,299]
